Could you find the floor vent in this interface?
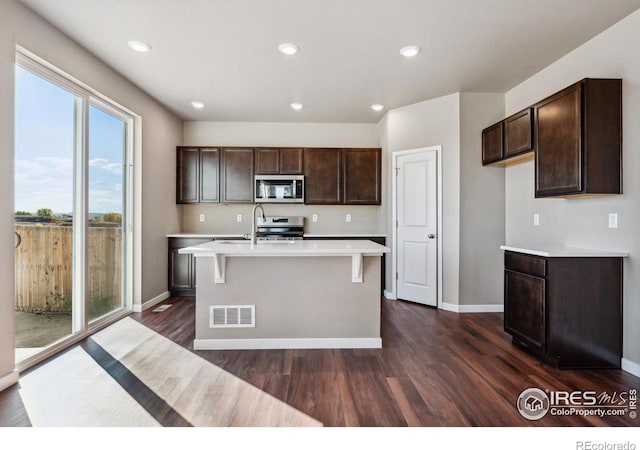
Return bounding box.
[210,305,255,328]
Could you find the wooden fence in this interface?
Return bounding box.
[14,224,122,314]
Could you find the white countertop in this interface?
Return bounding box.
[180,239,390,257]
[168,233,386,239]
[501,245,629,258]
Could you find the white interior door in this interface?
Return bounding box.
[396,150,438,306]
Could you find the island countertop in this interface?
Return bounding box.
[179,239,390,257]
[167,233,387,239]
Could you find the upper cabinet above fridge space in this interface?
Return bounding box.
[482,108,534,166]
[482,78,622,199]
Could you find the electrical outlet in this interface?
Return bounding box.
[346,214,352,223]
[236,214,243,223]
[199,214,205,223]
[533,213,539,226]
[312,214,318,223]
[608,213,618,229]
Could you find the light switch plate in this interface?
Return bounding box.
[312,214,318,223]
[533,213,539,226]
[346,214,352,223]
[608,213,618,229]
[236,214,243,223]
[199,214,205,223]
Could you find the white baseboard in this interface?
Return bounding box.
[441,302,504,313]
[133,290,170,313]
[0,369,19,392]
[383,290,396,300]
[622,358,640,378]
[194,337,382,350]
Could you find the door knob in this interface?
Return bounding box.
[428,234,436,239]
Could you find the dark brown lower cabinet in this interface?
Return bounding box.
[504,251,622,369]
[504,270,545,353]
[168,238,212,296]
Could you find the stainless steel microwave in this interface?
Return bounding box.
[254,175,304,203]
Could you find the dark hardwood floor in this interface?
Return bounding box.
[133,297,640,427]
[2,296,638,427]
[0,384,31,427]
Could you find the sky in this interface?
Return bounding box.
[15,66,125,215]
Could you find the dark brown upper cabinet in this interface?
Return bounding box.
[177,147,199,203]
[535,78,622,197]
[255,148,280,174]
[255,148,304,175]
[504,108,533,158]
[221,147,254,203]
[342,148,381,205]
[200,148,220,203]
[176,147,219,204]
[304,148,343,204]
[482,108,534,167]
[280,148,304,174]
[481,121,503,165]
[305,148,382,205]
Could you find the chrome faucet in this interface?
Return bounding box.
[251,204,265,245]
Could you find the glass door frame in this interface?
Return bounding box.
[15,49,135,371]
[86,98,134,330]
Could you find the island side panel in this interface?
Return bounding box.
[195,256,381,344]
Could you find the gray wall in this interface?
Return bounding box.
[382,93,462,304]
[182,204,382,235]
[181,121,385,236]
[504,9,640,367]
[380,92,505,307]
[459,93,505,306]
[0,1,182,383]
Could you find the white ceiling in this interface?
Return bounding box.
[20,0,640,123]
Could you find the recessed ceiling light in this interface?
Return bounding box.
[370,104,384,112]
[191,101,205,109]
[399,45,421,58]
[128,40,152,53]
[290,102,304,110]
[278,43,299,55]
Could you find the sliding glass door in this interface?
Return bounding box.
[14,54,134,365]
[87,104,128,322]
[14,65,78,361]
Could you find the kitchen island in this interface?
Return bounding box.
[179,239,389,350]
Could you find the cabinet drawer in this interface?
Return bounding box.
[505,251,546,277]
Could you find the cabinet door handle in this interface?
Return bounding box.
[428,234,436,239]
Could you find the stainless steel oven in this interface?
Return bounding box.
[255,175,304,203]
[256,216,304,241]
